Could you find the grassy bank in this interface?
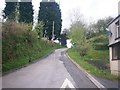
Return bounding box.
[67,48,119,80]
[83,48,109,63]
[3,40,62,73]
[2,21,63,73]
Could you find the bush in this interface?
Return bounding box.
[76,45,88,57]
[34,21,44,38]
[2,21,37,63]
[2,21,63,72]
[93,43,108,50]
[88,34,109,50]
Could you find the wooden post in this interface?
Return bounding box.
[52,21,54,40]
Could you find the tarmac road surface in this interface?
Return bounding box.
[2,48,97,88]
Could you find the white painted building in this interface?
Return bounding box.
[108,2,120,76]
[67,39,73,48]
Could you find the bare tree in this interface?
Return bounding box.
[69,8,85,26]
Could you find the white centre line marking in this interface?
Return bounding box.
[61,78,75,88]
[59,60,63,64]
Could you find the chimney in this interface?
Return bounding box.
[49,0,55,2]
[118,1,120,15]
[42,0,48,2]
[20,0,32,2]
[5,0,18,2]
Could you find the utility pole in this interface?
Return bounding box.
[52,21,55,40]
[15,2,19,23]
[59,0,60,7]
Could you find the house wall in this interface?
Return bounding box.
[109,20,120,76]
[108,19,120,46]
[109,47,120,76]
[108,2,120,76]
[118,1,120,15]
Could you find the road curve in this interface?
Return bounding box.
[2,48,97,88]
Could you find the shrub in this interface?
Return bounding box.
[93,43,108,50]
[34,21,44,39]
[76,45,88,57]
[2,21,37,63]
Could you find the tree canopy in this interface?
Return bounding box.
[3,2,18,20]
[38,1,62,40]
[3,0,33,24]
[19,1,34,24]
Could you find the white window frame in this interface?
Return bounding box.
[117,25,120,38]
[115,20,120,39]
[112,42,120,60]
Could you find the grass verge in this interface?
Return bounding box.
[2,40,63,73]
[2,21,64,74]
[67,48,120,80]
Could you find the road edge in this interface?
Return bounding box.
[2,50,55,76]
[65,52,106,89]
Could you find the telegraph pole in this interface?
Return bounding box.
[52,21,55,40]
[59,0,60,8]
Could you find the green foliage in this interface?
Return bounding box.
[76,44,90,57]
[68,25,86,44]
[87,49,109,62]
[3,1,33,23]
[68,17,111,63]
[19,2,34,23]
[2,21,62,72]
[3,2,17,20]
[2,21,36,63]
[67,14,116,79]
[67,48,119,80]
[38,1,62,40]
[93,43,108,50]
[34,22,44,38]
[88,34,109,50]
[59,34,67,46]
[68,22,90,56]
[87,17,113,35]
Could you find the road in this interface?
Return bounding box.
[2,48,97,88]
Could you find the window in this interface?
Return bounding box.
[115,20,120,39]
[118,25,120,37]
[112,42,120,60]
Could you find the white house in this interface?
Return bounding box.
[108,2,120,76]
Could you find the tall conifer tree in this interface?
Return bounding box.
[38,1,62,40]
[3,0,18,20]
[19,0,33,24]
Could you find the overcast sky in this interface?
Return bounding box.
[0,0,120,30]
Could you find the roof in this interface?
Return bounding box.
[108,41,120,47]
[107,14,120,26]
